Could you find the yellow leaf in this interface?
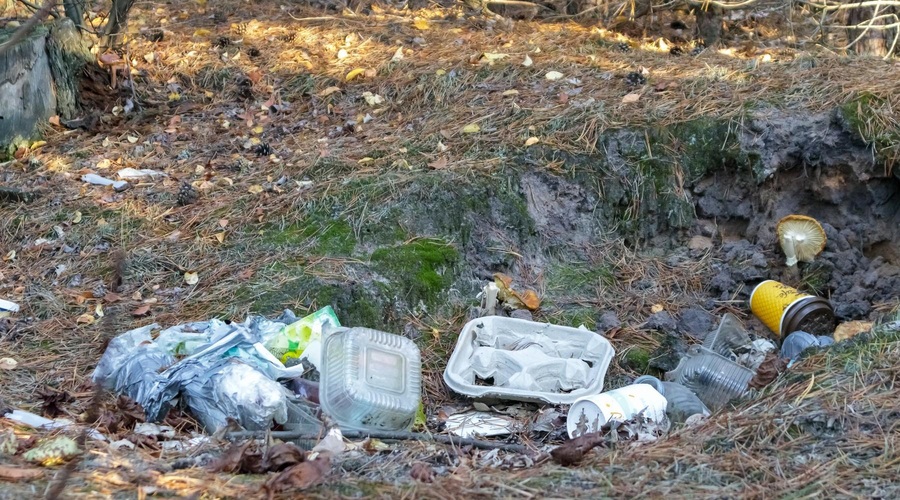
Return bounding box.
[248,185,264,194]
[502,89,519,96]
[650,303,664,313]
[126,136,139,144]
[461,123,480,134]
[524,137,539,147]
[76,314,95,325]
[72,211,82,224]
[193,28,211,37]
[3,250,14,261]
[358,157,375,165]
[31,140,47,149]
[97,218,108,227]
[95,303,104,318]
[319,86,342,97]
[479,52,508,64]
[435,69,446,76]
[413,18,430,30]
[345,68,366,81]
[184,272,199,285]
[545,71,564,81]
[168,92,181,101]
[215,232,226,243]
[622,92,641,103]
[251,125,264,135]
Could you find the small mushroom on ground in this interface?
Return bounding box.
[776,215,826,267]
[98,52,128,89]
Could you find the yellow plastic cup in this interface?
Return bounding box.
[749,280,834,338]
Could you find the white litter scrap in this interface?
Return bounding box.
[117,168,167,180]
[81,173,130,191]
[0,299,20,314]
[444,411,517,438]
[443,317,615,404]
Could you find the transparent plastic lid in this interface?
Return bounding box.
[319,327,421,432]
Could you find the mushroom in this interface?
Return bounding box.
[776,215,826,267]
[98,52,127,89]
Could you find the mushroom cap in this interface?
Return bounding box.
[99,52,123,65]
[776,215,826,265]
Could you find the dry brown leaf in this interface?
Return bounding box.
[410,462,435,483]
[237,269,254,280]
[103,293,122,303]
[75,313,95,325]
[428,157,449,170]
[131,305,151,317]
[264,455,330,493]
[0,465,43,481]
[48,115,60,127]
[622,92,641,103]
[834,321,873,342]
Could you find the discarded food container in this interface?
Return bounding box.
[665,345,754,411]
[703,313,751,357]
[779,331,834,361]
[320,327,421,432]
[634,375,711,423]
[749,280,835,338]
[264,306,340,369]
[443,317,614,404]
[566,384,667,438]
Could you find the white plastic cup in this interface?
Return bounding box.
[567,384,668,438]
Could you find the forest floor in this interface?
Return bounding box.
[1,1,900,498]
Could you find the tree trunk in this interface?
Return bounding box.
[103,0,136,48]
[695,6,723,46]
[0,25,55,151]
[846,4,899,57]
[46,18,92,120]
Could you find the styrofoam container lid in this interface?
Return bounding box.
[443,316,614,404]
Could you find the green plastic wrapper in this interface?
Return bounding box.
[264,306,340,367]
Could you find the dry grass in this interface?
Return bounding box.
[2,1,900,497]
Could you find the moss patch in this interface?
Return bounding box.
[370,239,460,308]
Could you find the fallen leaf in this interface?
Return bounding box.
[319,86,342,97]
[551,432,605,466]
[428,157,449,169]
[248,185,264,194]
[95,302,104,318]
[413,18,429,30]
[0,465,43,481]
[237,269,254,280]
[193,28,211,37]
[264,455,331,493]
[218,219,229,228]
[345,68,366,81]
[103,293,122,303]
[131,305,151,317]
[362,91,384,106]
[75,314,95,325]
[72,211,82,224]
[493,273,541,311]
[23,436,80,466]
[48,115,60,127]
[247,69,263,84]
[215,232,226,243]
[0,358,17,370]
[3,250,15,261]
[834,321,873,342]
[264,443,307,472]
[650,304,664,314]
[748,352,789,389]
[479,52,508,64]
[524,137,539,147]
[410,462,435,483]
[184,272,199,285]
[391,46,404,62]
[131,291,142,301]
[522,55,533,67]
[545,71,564,81]
[622,92,641,103]
[501,89,519,96]
[461,123,480,134]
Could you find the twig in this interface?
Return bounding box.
[17,0,60,18]
[0,0,57,56]
[226,429,534,454]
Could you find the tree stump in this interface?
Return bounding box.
[846,5,899,57]
[0,25,55,152]
[46,18,92,120]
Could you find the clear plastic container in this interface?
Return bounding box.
[665,345,754,411]
[320,327,421,432]
[703,313,751,358]
[634,375,710,422]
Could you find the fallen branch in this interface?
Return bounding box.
[226,429,534,454]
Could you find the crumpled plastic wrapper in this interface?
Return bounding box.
[91,310,322,434]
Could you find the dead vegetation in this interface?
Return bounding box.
[1,0,900,497]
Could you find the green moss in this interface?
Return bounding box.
[623,347,651,372]
[667,118,746,183]
[840,93,900,174]
[370,239,459,307]
[259,217,355,256]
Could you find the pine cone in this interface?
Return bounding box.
[177,182,198,206]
